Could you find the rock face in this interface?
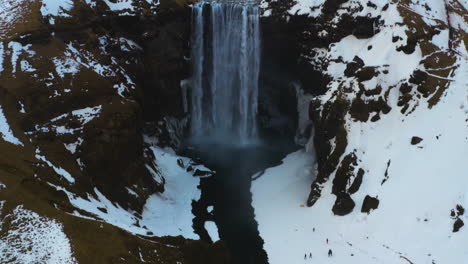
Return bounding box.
[260,0,468,219]
[252,1,468,263]
[0,0,229,263]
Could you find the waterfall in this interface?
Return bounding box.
[190,1,261,145]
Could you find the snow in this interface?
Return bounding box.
[101,0,159,15]
[0,205,77,264]
[140,147,202,239]
[52,43,136,97]
[20,60,35,72]
[53,57,80,78]
[50,184,144,233]
[119,37,142,51]
[64,138,83,154]
[36,149,75,183]
[289,0,323,17]
[48,147,205,239]
[0,0,31,38]
[205,221,220,242]
[252,54,468,264]
[325,24,421,87]
[41,0,73,24]
[0,105,23,146]
[207,205,214,213]
[8,41,23,74]
[34,106,102,136]
[126,187,139,197]
[103,0,135,12]
[431,29,450,49]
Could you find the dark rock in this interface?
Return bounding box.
[409,70,428,85]
[411,136,423,145]
[177,158,185,168]
[356,66,378,82]
[397,38,417,54]
[344,56,365,77]
[333,152,358,195]
[367,1,377,8]
[332,193,356,216]
[370,114,380,122]
[400,83,413,94]
[453,218,464,232]
[193,169,212,177]
[456,205,465,216]
[97,207,108,214]
[361,195,379,214]
[307,98,350,207]
[392,36,402,42]
[450,209,456,218]
[348,168,364,194]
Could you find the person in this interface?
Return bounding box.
[304,253,307,260]
[328,249,333,257]
[309,253,312,258]
[326,238,328,244]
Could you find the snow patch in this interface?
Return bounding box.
[0,205,77,264]
[36,149,75,183]
[41,0,73,24]
[140,147,202,239]
[205,221,220,242]
[0,105,23,146]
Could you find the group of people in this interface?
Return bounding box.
[303,238,333,260]
[303,250,333,260]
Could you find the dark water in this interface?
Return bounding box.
[184,140,297,264]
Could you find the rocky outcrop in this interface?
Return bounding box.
[361,195,379,214]
[262,0,467,218]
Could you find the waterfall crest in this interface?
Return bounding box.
[190,1,261,145]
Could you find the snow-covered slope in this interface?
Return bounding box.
[253,0,468,263]
[253,61,468,263]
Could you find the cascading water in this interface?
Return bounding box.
[190,1,261,145]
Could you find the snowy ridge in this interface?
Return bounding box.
[253,63,468,262]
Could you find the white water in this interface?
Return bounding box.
[190,1,261,145]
